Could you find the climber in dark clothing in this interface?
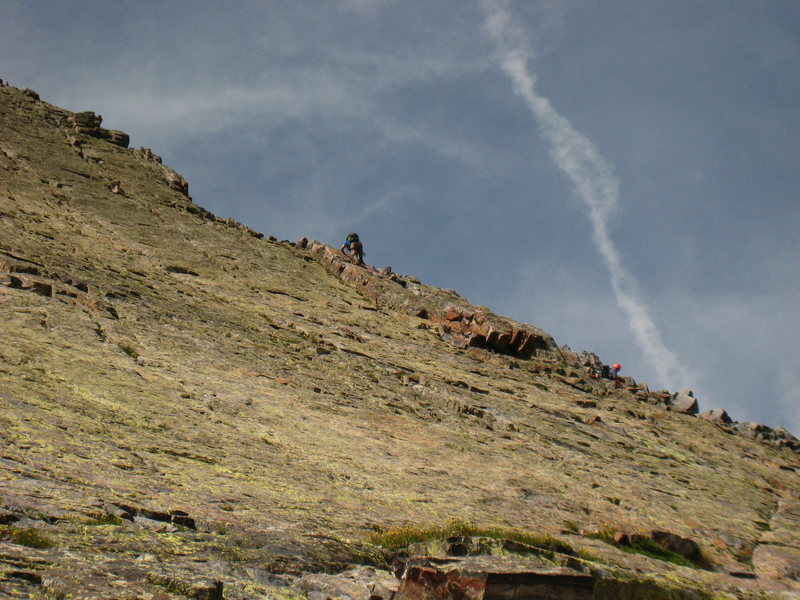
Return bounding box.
[601,363,621,380]
[340,232,364,265]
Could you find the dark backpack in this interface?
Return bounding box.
[601,365,611,379]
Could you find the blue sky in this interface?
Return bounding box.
[2,1,798,434]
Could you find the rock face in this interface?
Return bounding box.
[1,83,800,598]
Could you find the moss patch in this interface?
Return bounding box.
[1,526,57,549]
[369,519,573,554]
[118,343,139,359]
[586,527,704,570]
[622,537,701,569]
[83,513,124,526]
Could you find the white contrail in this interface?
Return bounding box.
[481,1,683,388]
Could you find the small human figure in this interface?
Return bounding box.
[600,363,621,381]
[340,232,364,265]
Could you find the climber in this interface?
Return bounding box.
[600,363,621,380]
[340,232,364,265]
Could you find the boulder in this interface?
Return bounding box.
[672,393,699,415]
[773,426,798,442]
[69,111,102,128]
[736,422,771,440]
[163,169,189,196]
[96,128,130,148]
[512,328,552,358]
[444,305,463,321]
[700,408,732,424]
[579,351,601,368]
[560,345,580,366]
[134,147,163,163]
[649,531,700,560]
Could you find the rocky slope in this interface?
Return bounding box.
[1,82,798,599]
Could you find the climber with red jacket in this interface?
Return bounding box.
[601,363,621,381]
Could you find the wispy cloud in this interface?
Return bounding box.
[480,1,685,389]
[50,42,491,171]
[300,187,412,246]
[55,70,365,142]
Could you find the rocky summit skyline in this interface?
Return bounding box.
[1,83,799,598]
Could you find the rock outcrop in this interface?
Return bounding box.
[303,240,560,361]
[67,110,130,148]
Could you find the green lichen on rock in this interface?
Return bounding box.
[1,526,56,549]
[594,575,714,600]
[622,537,703,570]
[370,519,573,556]
[586,526,707,569]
